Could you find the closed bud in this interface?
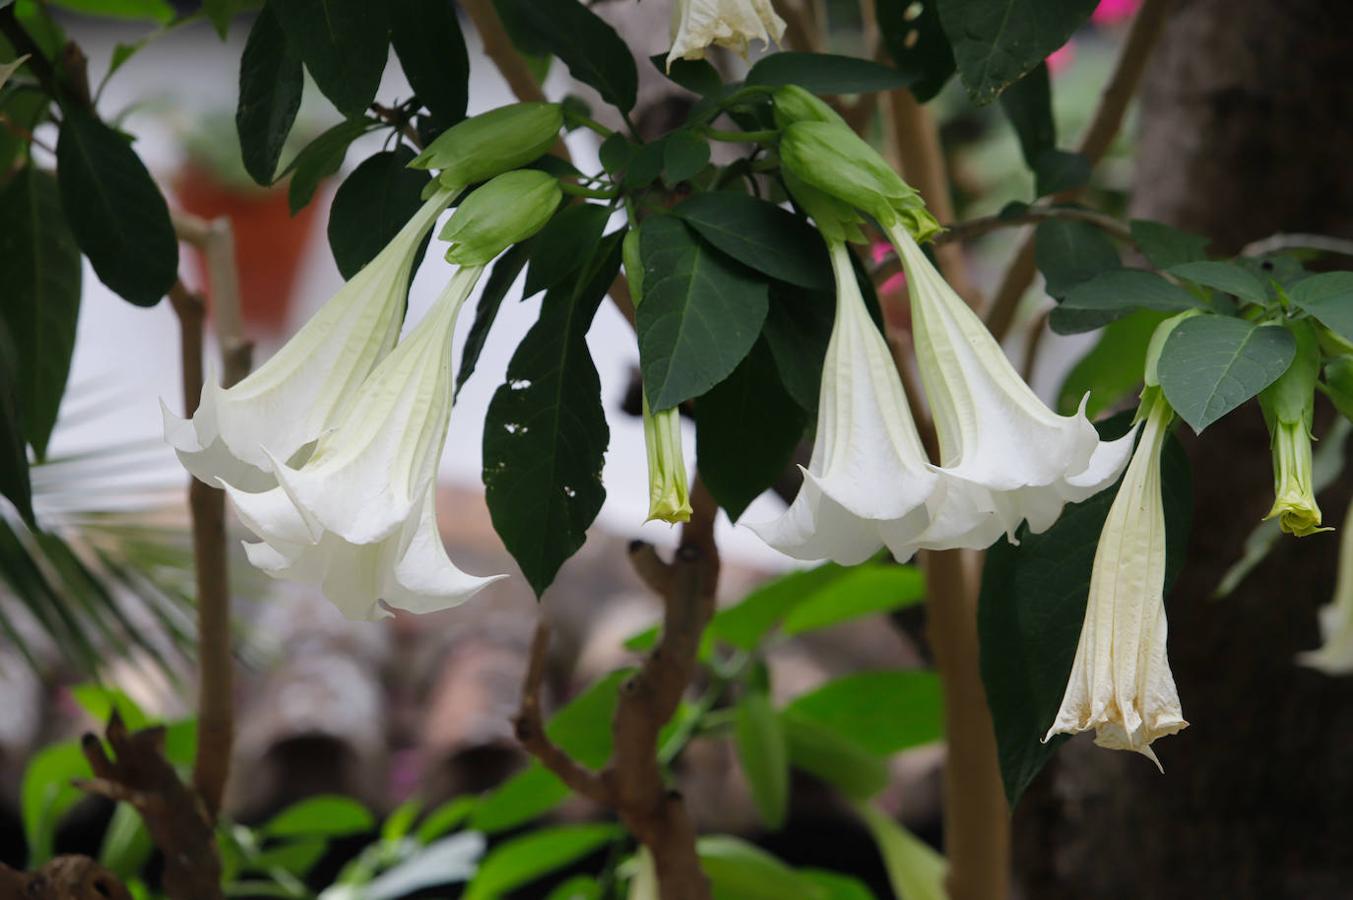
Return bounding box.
[771,84,846,129]
[779,121,941,243]
[1260,319,1325,536]
[410,102,563,185]
[440,170,561,265]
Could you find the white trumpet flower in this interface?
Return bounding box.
[746,241,938,564]
[666,0,786,69]
[1046,389,1188,767]
[226,268,504,620]
[890,226,1135,547]
[163,186,457,491]
[1298,502,1353,675]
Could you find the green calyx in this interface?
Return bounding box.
[439,170,561,265]
[642,393,691,525]
[410,102,563,185]
[1143,309,1205,389]
[1260,318,1325,536]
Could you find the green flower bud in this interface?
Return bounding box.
[439,170,561,265]
[782,170,867,245]
[410,102,563,185]
[771,84,847,129]
[1259,318,1326,536]
[779,121,941,243]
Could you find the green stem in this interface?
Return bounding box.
[559,180,619,199]
[572,113,615,139]
[704,127,778,143]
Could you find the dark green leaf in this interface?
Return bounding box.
[270,0,388,117]
[998,63,1054,167]
[781,714,888,801]
[1035,218,1119,298]
[663,130,711,186]
[484,233,622,595]
[524,202,610,297]
[56,107,177,307]
[1158,316,1296,433]
[1033,148,1090,196]
[784,670,942,755]
[779,564,924,636]
[264,795,375,838]
[978,415,1192,806]
[1060,269,1204,321]
[0,320,33,525]
[876,0,954,102]
[0,88,49,178]
[648,52,723,96]
[283,117,373,214]
[672,191,832,291]
[464,824,619,900]
[597,132,634,175]
[390,0,469,134]
[1056,310,1166,417]
[638,215,769,411]
[735,688,789,829]
[1286,271,1353,342]
[763,282,833,412]
[327,147,429,278]
[695,338,805,520]
[204,0,262,38]
[622,138,665,189]
[1168,260,1267,304]
[745,51,907,94]
[1129,219,1209,269]
[236,3,303,178]
[457,240,531,398]
[493,0,637,111]
[0,166,80,459]
[937,0,1096,104]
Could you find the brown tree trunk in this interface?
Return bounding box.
[1015,3,1353,898]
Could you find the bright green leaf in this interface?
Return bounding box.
[781,714,888,801]
[708,563,853,651]
[698,835,825,900]
[852,801,946,900]
[780,564,925,636]
[50,0,172,22]
[464,824,619,900]
[735,689,789,830]
[784,670,942,755]
[263,795,376,839]
[22,741,90,865]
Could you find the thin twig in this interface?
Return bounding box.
[460,0,547,104]
[983,0,1173,343]
[1241,232,1353,259]
[1020,307,1051,384]
[371,101,423,150]
[778,0,820,53]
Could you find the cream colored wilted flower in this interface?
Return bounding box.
[1298,502,1353,675]
[162,186,456,491]
[1260,319,1325,536]
[1045,386,1188,767]
[227,268,502,620]
[746,240,938,564]
[890,227,1134,549]
[666,0,786,69]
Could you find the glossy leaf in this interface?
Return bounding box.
[484,232,621,595]
[456,241,531,398]
[937,0,1096,104]
[672,191,832,291]
[1287,271,1353,342]
[745,51,907,94]
[390,0,469,134]
[876,0,954,101]
[784,670,942,755]
[735,689,789,830]
[327,147,430,278]
[524,202,610,297]
[1158,316,1296,433]
[1168,260,1268,304]
[494,0,637,111]
[271,0,387,117]
[695,338,806,521]
[0,166,80,459]
[283,117,373,213]
[978,416,1192,806]
[638,215,769,411]
[235,5,302,185]
[56,107,178,307]
[464,824,619,900]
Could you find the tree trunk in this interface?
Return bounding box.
[1015,2,1353,897]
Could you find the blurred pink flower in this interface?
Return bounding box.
[1093,0,1139,25]
[1046,42,1076,74]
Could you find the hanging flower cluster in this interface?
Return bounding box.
[749,86,1134,564]
[164,105,563,620]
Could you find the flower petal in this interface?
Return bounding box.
[384,492,507,613]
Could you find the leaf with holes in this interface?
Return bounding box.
[270,0,388,117]
[0,167,80,460]
[638,216,769,411]
[235,5,302,185]
[327,148,431,278]
[484,233,622,596]
[1158,315,1296,433]
[877,0,954,101]
[937,0,1096,104]
[56,108,177,307]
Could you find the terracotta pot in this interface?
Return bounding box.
[173,162,323,338]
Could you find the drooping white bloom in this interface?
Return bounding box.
[890,225,1135,548]
[226,268,504,620]
[666,0,786,69]
[163,186,457,491]
[746,241,938,564]
[1046,390,1188,767]
[1298,501,1353,675]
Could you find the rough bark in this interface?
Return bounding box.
[1015,2,1353,898]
